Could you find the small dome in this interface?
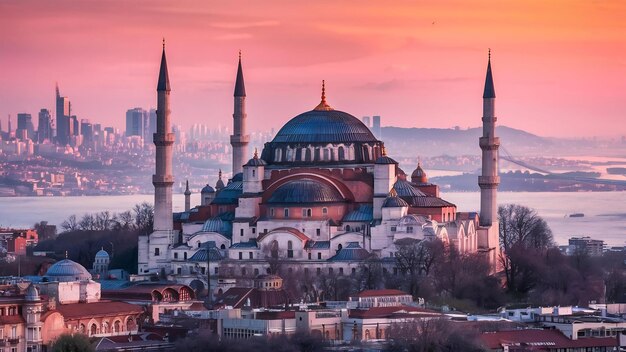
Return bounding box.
[267,179,344,204]
[201,184,215,194]
[25,284,40,302]
[45,259,92,282]
[95,249,109,259]
[245,156,267,167]
[411,163,428,184]
[201,217,232,235]
[383,195,409,208]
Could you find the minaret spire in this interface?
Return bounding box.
[231,51,250,175]
[479,49,500,227]
[184,179,191,212]
[153,41,175,232]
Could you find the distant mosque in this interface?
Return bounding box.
[138,44,501,293]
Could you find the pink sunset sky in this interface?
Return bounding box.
[0,0,625,138]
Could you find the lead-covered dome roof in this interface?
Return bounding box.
[267,179,344,204]
[45,259,92,282]
[271,109,378,144]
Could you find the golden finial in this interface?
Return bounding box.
[488,48,491,60]
[65,250,68,259]
[253,147,258,159]
[382,145,387,157]
[417,156,421,167]
[163,38,165,50]
[218,169,222,179]
[314,80,333,111]
[239,50,242,61]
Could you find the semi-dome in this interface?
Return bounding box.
[267,179,344,204]
[25,284,40,302]
[45,259,92,282]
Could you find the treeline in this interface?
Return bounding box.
[33,203,153,275]
[254,204,624,311]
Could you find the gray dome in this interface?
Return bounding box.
[272,109,377,144]
[45,259,92,282]
[201,184,215,194]
[267,179,344,204]
[383,195,409,208]
[25,284,40,302]
[95,249,109,259]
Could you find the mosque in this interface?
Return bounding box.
[137,45,501,292]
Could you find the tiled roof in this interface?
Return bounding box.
[0,315,25,324]
[56,301,143,319]
[355,289,409,298]
[231,240,258,249]
[305,241,330,249]
[188,247,223,262]
[348,305,439,319]
[211,181,242,205]
[480,329,617,350]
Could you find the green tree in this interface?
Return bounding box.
[50,333,94,352]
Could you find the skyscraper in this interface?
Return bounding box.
[55,84,71,145]
[125,108,148,138]
[37,109,53,143]
[362,116,371,128]
[80,119,93,147]
[372,115,381,139]
[16,113,34,140]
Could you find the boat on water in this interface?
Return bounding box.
[568,213,585,218]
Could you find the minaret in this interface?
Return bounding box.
[230,51,249,175]
[479,50,500,227]
[153,40,174,232]
[184,179,191,212]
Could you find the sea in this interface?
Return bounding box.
[0,192,624,246]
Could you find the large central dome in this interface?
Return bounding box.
[261,88,384,166]
[271,109,378,144]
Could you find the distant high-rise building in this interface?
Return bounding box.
[126,108,148,138]
[81,119,93,147]
[37,109,53,143]
[16,113,35,140]
[372,115,381,139]
[8,114,13,138]
[70,115,79,136]
[568,236,604,257]
[55,84,71,145]
[362,116,371,128]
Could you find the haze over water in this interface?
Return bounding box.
[1,192,623,246]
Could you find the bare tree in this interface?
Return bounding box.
[385,318,483,352]
[60,214,78,232]
[498,204,554,295]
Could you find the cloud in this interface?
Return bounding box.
[356,79,409,91]
[215,33,253,41]
[211,20,280,29]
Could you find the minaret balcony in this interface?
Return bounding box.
[478,176,500,186]
[230,134,250,144]
[479,137,500,149]
[153,175,174,185]
[153,133,175,146]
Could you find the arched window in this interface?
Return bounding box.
[314,148,321,161]
[345,225,351,231]
[307,209,312,217]
[362,145,370,161]
[338,147,345,161]
[323,148,330,161]
[284,208,289,217]
[271,240,279,259]
[365,329,370,340]
[295,148,302,161]
[79,324,86,333]
[252,169,255,177]
[337,244,343,251]
[220,244,226,249]
[114,320,121,333]
[305,149,312,162]
[287,241,294,258]
[126,318,136,332]
[90,323,97,336]
[183,252,187,260]
[274,148,282,162]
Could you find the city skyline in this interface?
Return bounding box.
[1,0,625,139]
